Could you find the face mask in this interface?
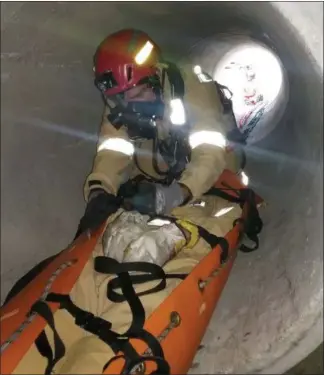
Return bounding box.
[105,82,165,140]
[107,99,165,140]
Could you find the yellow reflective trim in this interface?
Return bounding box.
[135,41,154,65]
[189,130,226,149]
[170,98,186,125]
[97,138,134,156]
[176,219,200,249]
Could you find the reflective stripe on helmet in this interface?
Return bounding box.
[189,131,226,149]
[97,138,135,156]
[135,41,154,65]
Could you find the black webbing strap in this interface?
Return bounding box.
[45,292,165,374]
[235,189,263,253]
[94,257,175,374]
[203,186,263,253]
[103,354,170,375]
[94,257,186,304]
[204,186,242,204]
[34,331,53,374]
[45,293,123,354]
[43,260,175,375]
[27,260,180,374]
[30,300,66,375]
[196,225,229,263]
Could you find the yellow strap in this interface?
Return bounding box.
[176,219,200,249]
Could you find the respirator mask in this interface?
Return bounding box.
[96,72,164,140]
[95,63,191,184]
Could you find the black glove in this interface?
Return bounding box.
[74,189,121,239]
[124,181,185,216]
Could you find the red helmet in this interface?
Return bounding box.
[94,29,161,96]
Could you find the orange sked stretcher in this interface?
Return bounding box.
[0,169,263,375]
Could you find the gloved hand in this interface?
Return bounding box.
[74,189,121,239]
[124,181,187,216]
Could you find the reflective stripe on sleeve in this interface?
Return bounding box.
[170,98,186,125]
[189,130,226,149]
[97,138,135,156]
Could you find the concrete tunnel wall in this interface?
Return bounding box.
[1,2,323,373]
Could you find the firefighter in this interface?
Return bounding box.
[76,29,243,242]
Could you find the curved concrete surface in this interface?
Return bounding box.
[1,2,323,373]
[213,40,289,144]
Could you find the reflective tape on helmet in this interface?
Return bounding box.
[97,138,135,156]
[135,41,154,65]
[189,130,226,149]
[170,98,186,125]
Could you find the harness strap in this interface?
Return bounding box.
[196,225,229,263]
[204,186,242,203]
[94,257,185,373]
[46,294,147,374]
[34,332,54,375]
[94,257,186,303]
[46,293,123,352]
[32,258,178,375]
[236,189,263,253]
[43,292,170,374]
[203,187,263,253]
[30,301,66,375]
